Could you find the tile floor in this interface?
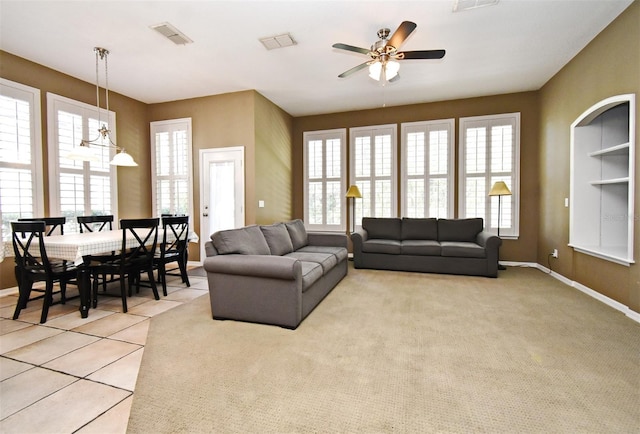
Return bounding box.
[0,269,209,433]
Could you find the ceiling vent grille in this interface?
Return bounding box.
[259,33,297,50]
[453,0,499,12]
[150,22,193,45]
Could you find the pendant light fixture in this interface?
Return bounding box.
[67,47,138,167]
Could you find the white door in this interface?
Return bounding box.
[200,147,245,260]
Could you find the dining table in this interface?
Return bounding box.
[20,228,198,318]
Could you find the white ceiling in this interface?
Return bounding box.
[0,0,633,117]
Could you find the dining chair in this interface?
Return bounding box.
[77,215,117,291]
[11,221,78,323]
[18,217,66,236]
[155,215,190,296]
[90,218,160,313]
[77,215,114,233]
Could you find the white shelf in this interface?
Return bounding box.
[570,94,635,265]
[588,142,630,157]
[589,177,629,185]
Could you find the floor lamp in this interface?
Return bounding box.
[489,181,512,270]
[345,185,362,234]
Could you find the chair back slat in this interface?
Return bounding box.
[77,215,114,233]
[11,221,51,273]
[18,217,66,236]
[119,218,159,267]
[160,215,189,258]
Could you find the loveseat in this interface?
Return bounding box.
[351,217,502,277]
[204,220,348,329]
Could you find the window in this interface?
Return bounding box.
[350,124,397,226]
[150,118,193,218]
[303,129,347,231]
[401,119,455,218]
[47,93,118,233]
[459,113,520,238]
[0,79,44,250]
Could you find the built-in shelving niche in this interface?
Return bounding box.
[570,94,635,265]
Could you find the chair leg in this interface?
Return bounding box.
[40,281,54,324]
[178,259,190,288]
[159,263,168,297]
[147,268,160,300]
[60,280,67,305]
[12,279,33,320]
[120,275,128,313]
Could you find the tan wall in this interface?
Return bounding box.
[292,92,541,263]
[538,1,640,312]
[0,51,150,289]
[253,92,294,224]
[147,90,257,261]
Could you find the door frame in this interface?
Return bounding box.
[199,146,245,262]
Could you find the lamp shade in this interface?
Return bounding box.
[368,62,382,81]
[489,181,512,196]
[110,150,138,167]
[345,185,362,198]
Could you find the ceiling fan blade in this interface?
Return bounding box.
[387,21,417,49]
[332,43,370,56]
[338,62,369,78]
[399,49,446,60]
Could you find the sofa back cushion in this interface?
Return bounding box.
[260,223,294,256]
[402,218,438,240]
[285,219,308,250]
[211,225,271,255]
[437,218,484,242]
[362,217,402,240]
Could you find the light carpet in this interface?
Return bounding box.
[128,265,640,433]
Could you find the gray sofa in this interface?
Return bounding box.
[351,217,502,277]
[204,219,348,329]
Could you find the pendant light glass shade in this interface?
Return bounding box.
[110,149,138,166]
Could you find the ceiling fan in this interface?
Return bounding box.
[332,21,445,82]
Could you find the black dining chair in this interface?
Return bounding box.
[11,221,78,323]
[77,215,117,291]
[90,218,160,313]
[18,217,66,236]
[155,215,190,296]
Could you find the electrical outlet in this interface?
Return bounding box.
[552,249,558,258]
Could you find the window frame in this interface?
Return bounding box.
[150,118,194,221]
[0,78,45,247]
[458,112,520,238]
[400,119,455,219]
[303,128,347,232]
[349,124,398,227]
[46,92,119,233]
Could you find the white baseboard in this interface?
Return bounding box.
[506,261,640,325]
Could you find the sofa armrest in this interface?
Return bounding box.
[475,231,502,249]
[205,240,219,257]
[204,254,300,280]
[307,231,348,248]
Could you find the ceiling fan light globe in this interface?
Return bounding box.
[368,62,382,81]
[386,60,400,80]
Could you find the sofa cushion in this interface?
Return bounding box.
[361,239,402,255]
[401,240,441,256]
[211,225,270,255]
[285,219,308,250]
[300,261,323,292]
[440,241,486,258]
[362,217,402,240]
[260,223,294,256]
[402,218,438,240]
[285,251,337,274]
[437,218,484,242]
[297,245,348,262]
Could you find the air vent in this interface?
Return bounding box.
[150,22,193,45]
[453,0,499,12]
[259,33,297,50]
